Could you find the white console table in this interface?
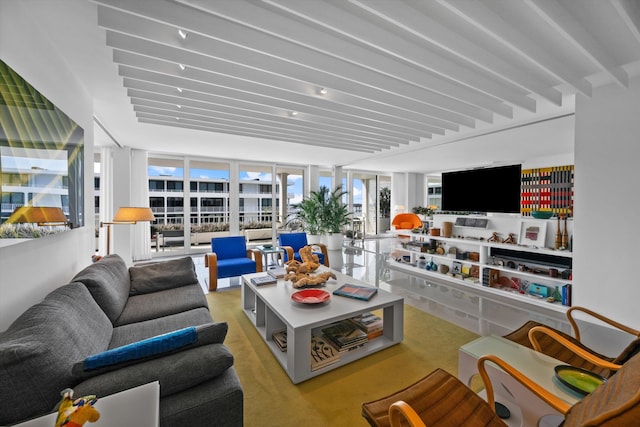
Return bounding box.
[7,382,159,427]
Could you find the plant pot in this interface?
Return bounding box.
[306,233,322,245]
[324,233,344,250]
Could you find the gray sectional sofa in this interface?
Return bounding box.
[0,254,243,426]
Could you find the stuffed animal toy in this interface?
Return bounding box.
[55,388,100,427]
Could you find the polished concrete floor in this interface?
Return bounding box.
[188,236,478,334]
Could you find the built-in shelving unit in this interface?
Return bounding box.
[388,214,574,335]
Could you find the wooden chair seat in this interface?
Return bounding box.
[504,306,640,378]
[363,350,640,427]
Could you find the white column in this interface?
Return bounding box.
[131,149,151,261]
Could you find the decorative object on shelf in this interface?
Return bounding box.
[562,215,569,249]
[442,221,453,237]
[531,210,554,219]
[417,256,427,269]
[55,389,100,427]
[284,245,336,288]
[555,216,563,249]
[430,227,440,236]
[518,220,547,247]
[502,233,517,244]
[439,264,449,274]
[487,232,501,242]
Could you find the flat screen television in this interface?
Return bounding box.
[441,164,521,213]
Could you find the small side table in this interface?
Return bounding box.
[256,245,285,270]
[11,381,160,427]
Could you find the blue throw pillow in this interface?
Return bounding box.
[83,327,197,371]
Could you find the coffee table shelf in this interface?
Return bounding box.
[242,268,404,383]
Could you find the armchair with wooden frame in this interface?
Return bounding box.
[364,349,640,427]
[278,232,329,267]
[503,306,640,379]
[204,235,262,291]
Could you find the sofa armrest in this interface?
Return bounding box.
[73,343,234,399]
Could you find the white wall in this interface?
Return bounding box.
[573,76,640,327]
[0,2,95,330]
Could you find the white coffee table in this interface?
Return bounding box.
[459,335,582,427]
[241,267,404,384]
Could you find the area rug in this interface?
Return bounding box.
[206,288,478,426]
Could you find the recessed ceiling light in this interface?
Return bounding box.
[177,87,183,93]
[176,117,180,121]
[290,111,298,116]
[178,63,186,71]
[176,105,182,109]
[319,87,328,95]
[178,29,188,40]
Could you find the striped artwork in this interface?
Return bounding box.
[521,165,574,216]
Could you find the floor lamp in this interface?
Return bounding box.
[100,207,155,255]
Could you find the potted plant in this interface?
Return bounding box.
[288,189,325,243]
[322,186,350,250]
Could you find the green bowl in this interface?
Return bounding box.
[531,210,553,219]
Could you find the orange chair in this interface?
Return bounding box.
[391,213,423,230]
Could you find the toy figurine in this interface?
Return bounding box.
[55,389,100,427]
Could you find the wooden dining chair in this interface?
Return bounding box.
[503,306,640,378]
[364,350,640,427]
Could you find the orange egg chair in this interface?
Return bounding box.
[391,213,423,230]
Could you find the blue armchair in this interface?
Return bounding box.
[278,232,329,267]
[204,235,262,291]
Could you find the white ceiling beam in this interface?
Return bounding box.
[124,81,423,145]
[202,0,518,117]
[119,68,430,141]
[136,114,379,153]
[131,97,423,143]
[111,47,450,134]
[133,105,397,150]
[96,0,486,124]
[348,0,561,107]
[525,0,628,88]
[437,0,593,98]
[611,0,640,45]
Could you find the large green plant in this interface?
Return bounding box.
[323,186,350,234]
[288,185,350,234]
[288,188,325,234]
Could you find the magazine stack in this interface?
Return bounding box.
[321,320,368,352]
[350,312,383,340]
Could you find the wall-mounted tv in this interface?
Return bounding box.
[441,164,521,214]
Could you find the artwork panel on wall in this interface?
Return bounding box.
[521,165,574,217]
[0,60,84,243]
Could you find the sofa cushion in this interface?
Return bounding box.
[110,307,214,348]
[72,254,130,323]
[115,283,208,326]
[73,343,235,399]
[72,323,228,379]
[129,257,199,296]
[0,283,112,426]
[84,327,198,371]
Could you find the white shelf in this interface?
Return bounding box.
[388,260,568,314]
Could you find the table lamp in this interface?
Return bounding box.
[100,207,155,255]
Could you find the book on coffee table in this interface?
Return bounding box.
[333,283,378,301]
[250,275,277,286]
